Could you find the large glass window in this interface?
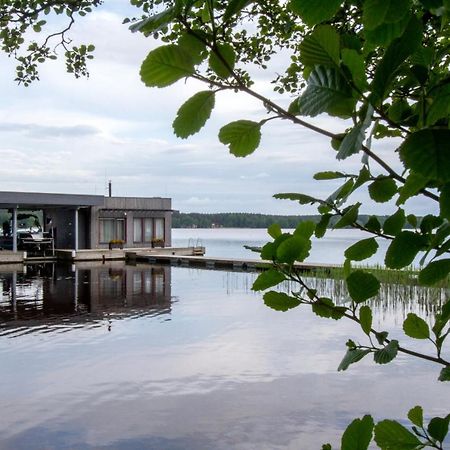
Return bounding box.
[99,219,115,243]
[144,219,153,243]
[131,218,165,244]
[154,218,164,240]
[133,218,142,243]
[100,218,125,243]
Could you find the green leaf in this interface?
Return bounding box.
[223,0,253,21]
[219,120,261,157]
[276,235,311,264]
[252,268,286,291]
[363,0,410,31]
[315,214,332,238]
[336,124,366,160]
[341,415,374,450]
[299,66,354,118]
[365,216,381,233]
[347,270,381,303]
[294,221,315,239]
[260,242,275,260]
[359,305,373,335]
[338,348,371,371]
[370,16,422,104]
[299,25,341,67]
[368,177,397,203]
[173,91,215,138]
[373,340,399,364]
[439,366,450,381]
[140,45,194,88]
[383,209,406,236]
[418,259,450,286]
[334,203,360,229]
[178,32,208,64]
[440,184,450,220]
[341,48,368,92]
[407,406,424,428]
[263,291,301,312]
[313,171,347,180]
[385,231,427,269]
[364,11,411,47]
[374,420,422,449]
[403,313,430,339]
[322,445,332,450]
[397,172,428,205]
[427,417,450,443]
[289,0,342,26]
[209,43,236,78]
[312,297,346,320]
[327,179,355,204]
[426,84,450,126]
[268,223,282,239]
[399,129,450,182]
[345,238,379,261]
[274,193,321,204]
[375,331,389,345]
[130,7,176,34]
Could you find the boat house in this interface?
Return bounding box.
[0,191,172,253]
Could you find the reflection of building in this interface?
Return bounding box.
[0,262,172,328]
[0,191,172,252]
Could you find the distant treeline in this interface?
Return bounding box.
[172,212,404,229]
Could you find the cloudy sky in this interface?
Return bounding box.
[0,1,433,216]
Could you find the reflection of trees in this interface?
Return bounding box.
[220,270,446,322]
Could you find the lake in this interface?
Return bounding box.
[172,228,391,265]
[0,229,448,449]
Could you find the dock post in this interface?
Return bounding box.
[74,208,79,251]
[12,207,18,252]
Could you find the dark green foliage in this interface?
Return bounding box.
[418,259,450,286]
[403,313,430,339]
[368,177,397,203]
[359,305,372,335]
[374,420,422,449]
[218,120,261,157]
[252,269,286,291]
[344,238,378,261]
[384,232,427,269]
[338,348,371,371]
[173,91,215,138]
[373,340,399,364]
[346,270,381,303]
[263,291,301,312]
[340,415,374,450]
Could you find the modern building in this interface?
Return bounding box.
[0,191,172,252]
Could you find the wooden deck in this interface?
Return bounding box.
[127,251,340,272]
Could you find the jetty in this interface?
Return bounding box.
[126,250,340,272]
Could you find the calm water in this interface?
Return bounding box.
[0,231,448,449]
[172,228,391,264]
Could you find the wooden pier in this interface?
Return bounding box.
[126,251,340,272]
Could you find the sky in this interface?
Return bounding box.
[0,1,434,216]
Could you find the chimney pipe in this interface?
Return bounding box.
[108,180,112,197]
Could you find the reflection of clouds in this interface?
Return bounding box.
[0,266,447,449]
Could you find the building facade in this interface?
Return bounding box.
[0,191,172,251]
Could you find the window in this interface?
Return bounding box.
[99,218,125,243]
[144,218,153,242]
[132,218,165,243]
[133,218,142,243]
[154,218,164,240]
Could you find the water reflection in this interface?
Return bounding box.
[0,263,448,450]
[0,262,171,336]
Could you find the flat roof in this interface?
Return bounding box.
[0,191,105,208]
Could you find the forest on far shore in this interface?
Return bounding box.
[172,212,412,229]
